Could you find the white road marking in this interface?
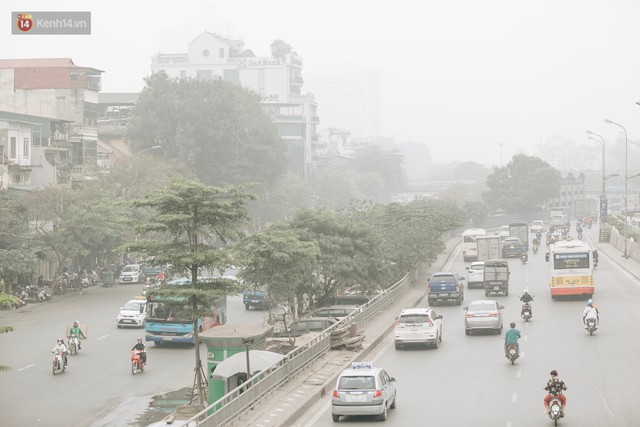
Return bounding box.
[97,334,109,341]
[586,371,615,418]
[18,364,35,371]
[512,393,517,402]
[516,370,522,378]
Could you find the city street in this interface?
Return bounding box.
[297,231,640,427]
[0,282,269,427]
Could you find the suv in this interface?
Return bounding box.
[331,362,397,422]
[501,237,523,258]
[465,261,485,288]
[116,297,147,328]
[243,289,269,310]
[119,264,145,284]
[427,272,465,305]
[394,307,443,349]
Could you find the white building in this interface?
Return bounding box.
[150,32,319,180]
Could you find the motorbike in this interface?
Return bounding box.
[532,244,539,254]
[507,344,519,365]
[521,302,532,322]
[577,231,583,240]
[131,350,145,375]
[586,318,597,335]
[548,396,564,425]
[68,335,81,355]
[52,351,66,375]
[520,253,528,264]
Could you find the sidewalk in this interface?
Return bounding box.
[231,237,460,427]
[587,225,640,281]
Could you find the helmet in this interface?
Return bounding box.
[73,320,79,326]
[550,370,558,376]
[57,338,64,344]
[523,289,529,294]
[510,322,516,328]
[587,299,593,306]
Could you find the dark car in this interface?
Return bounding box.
[427,272,465,305]
[501,237,523,258]
[243,289,269,310]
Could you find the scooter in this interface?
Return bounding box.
[507,344,519,365]
[586,318,597,335]
[520,253,528,264]
[131,350,145,375]
[521,302,532,322]
[52,351,66,375]
[532,244,539,254]
[68,335,81,355]
[548,396,564,425]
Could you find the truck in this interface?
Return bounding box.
[508,222,529,251]
[483,259,510,296]
[549,208,566,227]
[475,235,502,261]
[574,199,597,221]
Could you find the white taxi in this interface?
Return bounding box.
[331,362,397,422]
[116,297,147,328]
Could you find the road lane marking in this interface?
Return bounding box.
[516,370,522,378]
[18,364,35,371]
[586,371,615,418]
[97,334,109,341]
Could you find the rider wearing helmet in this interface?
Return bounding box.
[68,320,86,349]
[544,370,567,416]
[131,337,147,364]
[52,338,68,367]
[582,299,599,328]
[520,289,534,315]
[504,321,521,358]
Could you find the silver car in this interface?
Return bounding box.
[331,362,397,422]
[464,299,504,335]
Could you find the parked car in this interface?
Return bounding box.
[530,220,546,234]
[274,317,338,337]
[331,361,397,422]
[394,307,443,349]
[501,237,523,258]
[116,297,147,328]
[427,272,465,305]
[463,299,504,335]
[119,264,145,284]
[465,261,485,288]
[306,305,360,320]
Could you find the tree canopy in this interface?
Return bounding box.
[482,154,561,212]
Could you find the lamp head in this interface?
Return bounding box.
[604,119,613,124]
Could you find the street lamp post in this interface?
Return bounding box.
[605,119,629,258]
[586,131,606,199]
[241,337,255,381]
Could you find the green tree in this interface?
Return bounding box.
[234,222,319,321]
[270,39,293,58]
[463,201,489,226]
[0,279,16,372]
[483,154,561,212]
[313,167,362,210]
[0,193,29,250]
[127,72,287,189]
[128,177,255,406]
[289,208,383,306]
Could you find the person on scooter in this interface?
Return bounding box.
[593,250,599,268]
[582,299,599,328]
[520,289,534,316]
[520,250,528,263]
[504,322,521,358]
[131,337,147,365]
[52,338,68,367]
[544,370,567,416]
[68,320,86,349]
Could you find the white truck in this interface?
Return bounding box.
[475,235,502,261]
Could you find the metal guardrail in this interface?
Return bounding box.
[184,272,413,426]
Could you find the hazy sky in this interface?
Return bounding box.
[4,0,640,167]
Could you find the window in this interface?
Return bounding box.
[23,137,29,157]
[10,136,16,159]
[338,375,376,390]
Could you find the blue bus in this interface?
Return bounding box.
[145,293,227,345]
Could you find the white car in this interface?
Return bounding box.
[119,264,144,284]
[331,362,397,422]
[465,261,485,288]
[394,307,443,349]
[116,297,147,328]
[530,220,546,233]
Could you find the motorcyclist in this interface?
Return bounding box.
[544,369,567,416]
[520,289,534,316]
[593,250,599,267]
[520,251,528,263]
[131,337,147,364]
[68,320,86,349]
[504,322,521,358]
[52,338,68,367]
[582,299,599,328]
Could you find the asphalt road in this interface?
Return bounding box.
[300,235,640,427]
[0,282,269,427]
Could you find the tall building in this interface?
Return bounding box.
[150,31,319,180]
[304,68,382,140]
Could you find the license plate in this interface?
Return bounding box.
[494,286,500,290]
[123,320,134,323]
[439,293,448,297]
[164,337,173,341]
[347,394,366,402]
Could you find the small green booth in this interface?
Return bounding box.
[199,324,274,405]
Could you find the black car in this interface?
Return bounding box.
[501,237,523,258]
